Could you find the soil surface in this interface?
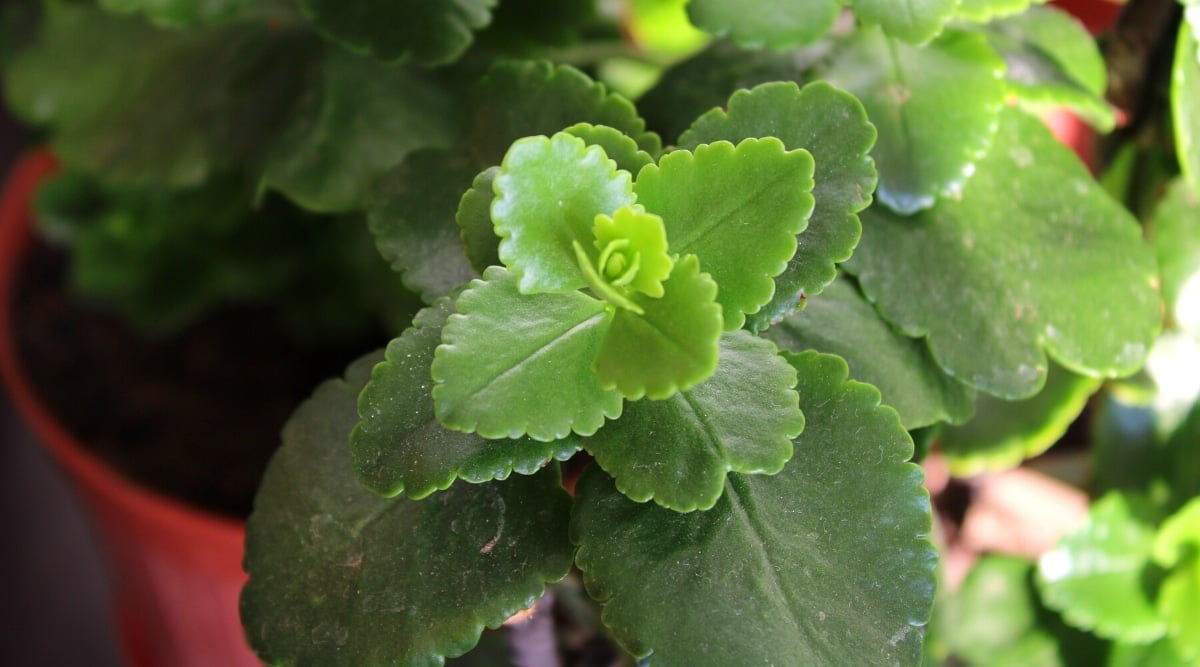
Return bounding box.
[13,237,382,517]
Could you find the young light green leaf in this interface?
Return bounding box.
[585,331,801,512]
[563,123,655,175]
[297,0,495,65]
[1174,22,1200,197]
[680,81,877,332]
[1037,492,1168,643]
[493,133,636,295]
[594,255,723,400]
[845,107,1160,399]
[685,0,841,49]
[1154,498,1200,662]
[852,0,958,44]
[766,275,975,429]
[826,26,1006,214]
[940,362,1100,476]
[432,267,621,440]
[368,150,479,302]
[352,299,582,499]
[1110,638,1195,667]
[457,167,501,275]
[242,354,574,667]
[956,0,1048,22]
[1152,179,1200,330]
[634,138,815,330]
[262,50,461,213]
[571,351,935,665]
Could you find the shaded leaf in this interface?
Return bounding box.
[571,351,935,665]
[826,26,1006,214]
[634,138,815,329]
[563,123,655,175]
[432,267,621,440]
[352,299,581,499]
[685,0,841,49]
[680,81,876,332]
[297,0,494,65]
[845,107,1160,399]
[766,275,975,429]
[587,330,801,511]
[241,354,574,666]
[98,0,261,27]
[457,167,501,275]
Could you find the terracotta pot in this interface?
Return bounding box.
[0,151,259,667]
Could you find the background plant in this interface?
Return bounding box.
[2,0,1191,665]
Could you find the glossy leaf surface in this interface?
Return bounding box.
[826,27,1006,214]
[634,138,815,329]
[766,276,974,429]
[1174,22,1200,196]
[846,108,1160,399]
[1152,179,1200,326]
[680,82,876,331]
[297,0,494,65]
[352,300,581,499]
[571,351,935,665]
[564,123,655,175]
[685,0,840,49]
[586,331,802,512]
[241,355,574,666]
[432,267,621,440]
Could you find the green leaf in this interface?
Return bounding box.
[1174,22,1200,202]
[956,0,1048,22]
[369,150,479,302]
[634,138,815,329]
[982,5,1115,131]
[297,0,494,65]
[262,50,461,213]
[571,351,935,665]
[679,81,877,332]
[940,362,1100,475]
[1037,492,1168,643]
[765,275,975,429]
[241,354,574,666]
[457,167,502,275]
[469,61,661,167]
[1109,638,1194,667]
[492,133,636,295]
[1154,498,1200,662]
[852,0,959,44]
[826,27,1006,214]
[586,331,801,511]
[352,299,581,499]
[3,4,316,186]
[685,0,841,49]
[432,267,622,440]
[1151,179,1200,330]
[98,0,259,27]
[845,107,1160,399]
[594,255,723,399]
[563,123,655,175]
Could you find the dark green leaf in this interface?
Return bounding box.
[680,81,876,331]
[262,50,461,213]
[431,267,622,440]
[564,123,655,175]
[766,275,975,429]
[571,351,935,665]
[586,331,801,511]
[940,362,1100,475]
[369,150,479,302]
[352,299,581,499]
[98,0,260,27]
[845,107,1160,399]
[634,137,815,329]
[297,0,494,65]
[826,27,1006,214]
[685,0,841,49]
[1175,21,1200,196]
[241,354,574,666]
[457,167,502,275]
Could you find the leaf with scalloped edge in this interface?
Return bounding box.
[1174,21,1200,196]
[492,133,635,295]
[1037,492,1168,643]
[956,0,1047,22]
[571,351,935,665]
[765,275,974,429]
[826,26,1006,214]
[457,167,501,275]
[432,267,621,440]
[352,299,582,499]
[297,0,494,65]
[844,107,1160,400]
[940,362,1099,475]
[469,61,661,167]
[634,138,815,330]
[852,0,958,44]
[680,81,876,331]
[262,50,461,213]
[685,0,841,49]
[241,353,574,667]
[368,150,478,302]
[563,123,655,175]
[586,330,801,512]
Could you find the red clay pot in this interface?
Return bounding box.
[0,151,259,667]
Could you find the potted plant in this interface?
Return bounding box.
[3,0,1197,665]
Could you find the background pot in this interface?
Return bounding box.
[0,151,259,667]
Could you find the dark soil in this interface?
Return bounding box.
[13,237,381,517]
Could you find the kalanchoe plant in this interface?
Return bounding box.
[3,0,1195,665]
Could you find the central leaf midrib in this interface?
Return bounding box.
[668,167,807,259]
[467,310,609,401]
